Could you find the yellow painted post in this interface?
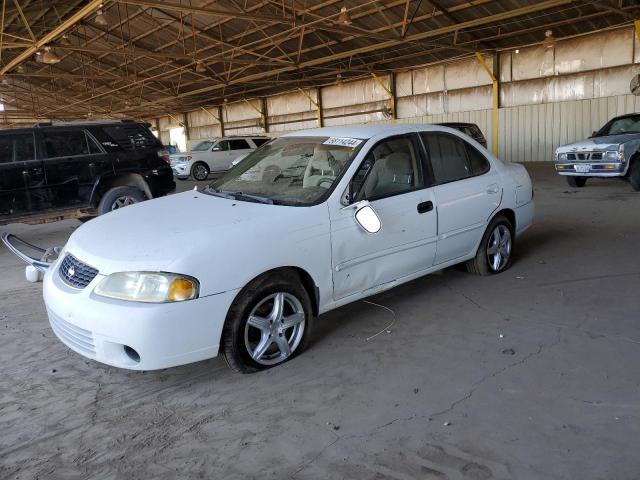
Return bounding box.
[475,52,499,157]
[635,20,640,42]
[371,72,396,122]
[297,87,323,127]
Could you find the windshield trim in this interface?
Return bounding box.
[205,135,368,207]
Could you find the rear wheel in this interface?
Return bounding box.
[566,176,587,188]
[466,215,514,276]
[221,271,313,373]
[629,160,640,191]
[191,162,210,181]
[97,186,146,215]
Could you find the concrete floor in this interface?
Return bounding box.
[1,164,639,480]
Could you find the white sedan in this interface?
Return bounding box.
[34,124,534,373]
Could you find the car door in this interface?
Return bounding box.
[42,128,111,208]
[0,131,48,217]
[228,139,253,163]
[330,134,438,300]
[420,132,500,265]
[207,140,232,171]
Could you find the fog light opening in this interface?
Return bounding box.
[124,345,140,363]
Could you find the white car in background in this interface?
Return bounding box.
[170,136,269,180]
[21,124,534,373]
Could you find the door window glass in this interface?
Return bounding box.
[229,139,250,150]
[353,136,422,201]
[43,130,89,157]
[0,136,13,164]
[87,134,103,154]
[216,140,230,151]
[421,133,470,184]
[0,134,35,163]
[466,144,490,175]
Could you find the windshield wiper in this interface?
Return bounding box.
[204,187,275,204]
[231,192,275,204]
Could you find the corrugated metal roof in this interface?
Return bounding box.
[0,0,637,123]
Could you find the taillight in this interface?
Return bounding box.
[158,149,170,165]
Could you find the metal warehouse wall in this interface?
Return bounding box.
[157,26,640,162]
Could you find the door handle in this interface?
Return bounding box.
[486,184,500,194]
[417,201,433,214]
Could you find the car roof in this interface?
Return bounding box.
[437,122,477,128]
[283,123,452,140]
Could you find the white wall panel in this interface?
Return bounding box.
[322,77,388,109]
[555,28,633,75]
[412,64,445,94]
[511,46,554,80]
[445,55,493,90]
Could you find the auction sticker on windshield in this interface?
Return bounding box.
[323,137,363,148]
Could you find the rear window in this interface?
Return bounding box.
[104,124,158,150]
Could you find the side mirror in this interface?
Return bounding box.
[590,131,597,138]
[354,202,381,234]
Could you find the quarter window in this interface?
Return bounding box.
[353,136,422,201]
[43,130,89,157]
[252,138,269,147]
[466,144,490,175]
[0,134,35,163]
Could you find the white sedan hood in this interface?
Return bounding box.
[64,191,329,295]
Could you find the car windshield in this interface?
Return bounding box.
[205,136,364,206]
[596,115,640,136]
[192,140,215,151]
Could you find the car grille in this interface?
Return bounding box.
[48,309,96,357]
[567,152,603,161]
[59,254,98,289]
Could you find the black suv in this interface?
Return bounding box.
[0,120,175,225]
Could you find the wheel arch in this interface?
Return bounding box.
[492,208,516,232]
[91,173,151,205]
[237,266,320,317]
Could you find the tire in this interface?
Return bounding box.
[191,162,210,181]
[97,186,146,215]
[566,176,587,188]
[221,271,314,373]
[629,160,640,191]
[466,215,515,276]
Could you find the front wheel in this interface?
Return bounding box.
[566,176,587,188]
[466,215,514,276]
[221,271,313,373]
[191,162,210,181]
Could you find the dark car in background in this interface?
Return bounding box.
[437,122,487,148]
[0,120,175,225]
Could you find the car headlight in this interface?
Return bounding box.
[557,152,567,161]
[94,272,199,303]
[605,151,620,162]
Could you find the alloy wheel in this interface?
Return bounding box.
[486,224,512,272]
[110,196,138,211]
[244,292,306,366]
[193,165,208,180]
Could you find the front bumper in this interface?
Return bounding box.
[42,258,239,370]
[171,162,190,179]
[555,162,625,177]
